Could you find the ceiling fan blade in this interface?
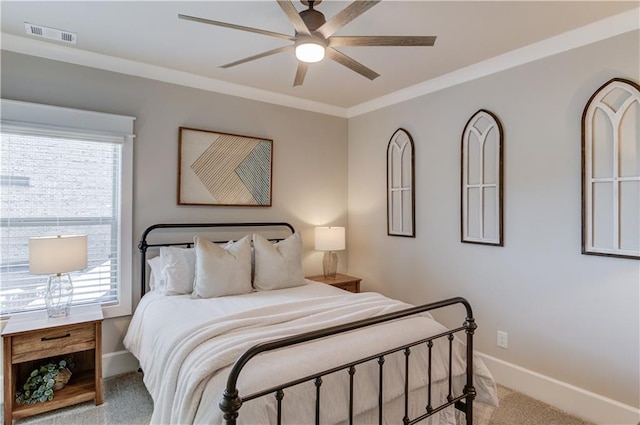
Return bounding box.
[277,1,310,36]
[330,35,437,47]
[316,1,380,38]
[178,14,294,41]
[326,48,379,81]
[293,62,308,86]
[220,45,294,69]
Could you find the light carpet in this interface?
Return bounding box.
[6,372,594,425]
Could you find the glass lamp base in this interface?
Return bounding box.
[322,251,338,279]
[45,274,74,318]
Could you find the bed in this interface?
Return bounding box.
[124,222,497,425]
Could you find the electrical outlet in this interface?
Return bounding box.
[497,331,508,349]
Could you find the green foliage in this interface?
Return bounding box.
[15,359,72,405]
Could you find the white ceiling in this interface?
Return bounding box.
[1,1,638,115]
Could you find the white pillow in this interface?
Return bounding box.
[160,246,196,295]
[193,235,252,298]
[147,256,165,291]
[253,232,305,291]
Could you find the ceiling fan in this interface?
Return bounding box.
[178,0,436,87]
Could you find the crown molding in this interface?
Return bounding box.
[347,8,640,118]
[2,7,638,119]
[0,33,348,118]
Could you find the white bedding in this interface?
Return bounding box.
[124,281,497,425]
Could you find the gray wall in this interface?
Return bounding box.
[2,28,639,409]
[1,51,349,354]
[347,30,639,407]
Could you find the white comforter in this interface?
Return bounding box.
[124,281,497,425]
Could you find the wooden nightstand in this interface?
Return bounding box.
[2,304,103,425]
[307,273,362,293]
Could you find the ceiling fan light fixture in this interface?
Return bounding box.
[295,37,326,63]
[295,42,324,63]
[180,0,436,87]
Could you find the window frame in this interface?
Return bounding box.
[1,99,135,318]
[581,78,640,259]
[460,109,504,246]
[387,128,415,238]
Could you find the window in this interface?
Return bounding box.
[1,99,134,318]
[387,128,415,237]
[461,110,503,246]
[582,78,640,259]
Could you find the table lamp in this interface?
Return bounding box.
[315,227,345,279]
[29,235,87,318]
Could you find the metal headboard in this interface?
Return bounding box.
[137,222,295,296]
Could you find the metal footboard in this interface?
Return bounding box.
[220,297,477,425]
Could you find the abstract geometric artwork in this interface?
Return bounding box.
[178,127,272,206]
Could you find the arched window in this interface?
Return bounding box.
[582,78,640,259]
[387,128,415,237]
[461,110,503,245]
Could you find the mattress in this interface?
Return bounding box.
[124,281,497,424]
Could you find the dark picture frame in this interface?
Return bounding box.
[178,127,273,206]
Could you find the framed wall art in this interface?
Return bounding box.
[461,109,504,246]
[178,127,273,206]
[582,78,640,259]
[387,128,415,237]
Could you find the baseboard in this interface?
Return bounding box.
[102,350,139,378]
[477,352,640,425]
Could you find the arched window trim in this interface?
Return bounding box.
[582,78,640,259]
[460,109,504,246]
[387,128,415,237]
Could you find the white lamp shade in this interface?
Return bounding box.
[315,227,345,251]
[295,42,325,63]
[29,235,88,275]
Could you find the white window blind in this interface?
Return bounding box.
[0,99,134,318]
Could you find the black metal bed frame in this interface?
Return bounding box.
[137,222,477,425]
[138,222,295,296]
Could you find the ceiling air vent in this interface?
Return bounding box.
[24,22,77,44]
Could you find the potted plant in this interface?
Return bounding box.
[15,358,73,405]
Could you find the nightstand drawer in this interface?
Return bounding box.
[12,323,96,363]
[335,281,358,293]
